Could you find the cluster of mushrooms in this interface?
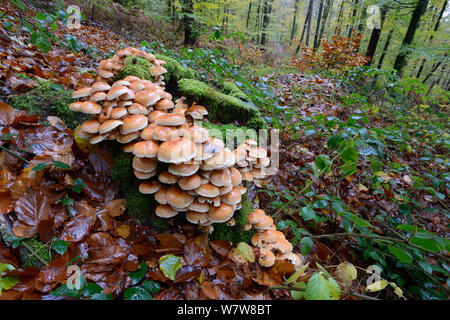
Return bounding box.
[248,209,303,268]
[68,47,301,268]
[95,46,166,86]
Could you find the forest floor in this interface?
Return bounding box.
[0,0,448,300]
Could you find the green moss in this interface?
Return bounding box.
[9,81,84,129]
[177,78,266,130]
[111,151,135,193]
[201,121,258,147]
[116,56,153,81]
[110,149,167,230]
[20,238,51,269]
[220,81,249,101]
[155,54,200,86]
[210,185,254,244]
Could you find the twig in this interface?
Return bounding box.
[311,232,450,263]
[0,145,29,163]
[267,286,380,300]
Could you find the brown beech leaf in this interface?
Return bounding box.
[12,189,50,238]
[156,233,184,253]
[34,254,69,293]
[210,240,232,258]
[105,199,126,217]
[59,201,96,242]
[0,102,19,126]
[184,234,211,267]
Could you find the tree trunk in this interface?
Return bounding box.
[296,0,314,53]
[377,29,393,69]
[317,0,333,47]
[305,0,314,47]
[393,0,429,77]
[416,0,447,78]
[314,0,324,48]
[182,0,195,46]
[347,0,359,37]
[364,6,388,65]
[289,0,300,46]
[260,0,273,47]
[246,0,253,29]
[334,0,345,34]
[423,53,447,83]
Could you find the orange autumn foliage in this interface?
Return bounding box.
[291,32,369,72]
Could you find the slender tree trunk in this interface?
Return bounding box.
[347,0,359,37]
[289,0,300,46]
[305,0,314,47]
[423,53,447,83]
[255,0,262,43]
[364,6,388,65]
[334,0,345,34]
[377,29,393,69]
[317,0,333,47]
[260,0,273,47]
[181,0,195,45]
[246,0,253,29]
[314,0,324,48]
[296,0,314,53]
[416,0,447,78]
[393,0,429,77]
[357,1,367,32]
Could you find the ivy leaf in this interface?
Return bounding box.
[366,280,388,292]
[159,254,181,281]
[290,281,306,300]
[53,240,69,255]
[72,178,86,193]
[300,237,313,255]
[305,273,332,300]
[82,283,103,297]
[0,276,19,294]
[341,147,358,162]
[315,155,332,172]
[129,263,147,285]
[388,246,413,264]
[52,161,71,170]
[141,280,160,294]
[32,163,48,172]
[326,277,341,300]
[301,206,316,221]
[124,286,153,300]
[35,35,52,53]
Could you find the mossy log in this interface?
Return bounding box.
[220,81,249,101]
[177,78,266,130]
[116,56,153,81]
[154,54,200,87]
[8,81,85,129]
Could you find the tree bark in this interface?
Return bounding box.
[393,0,429,77]
[364,6,388,65]
[317,0,333,47]
[423,53,447,83]
[246,0,253,29]
[416,0,447,78]
[295,0,314,53]
[377,29,393,69]
[305,0,314,47]
[181,0,195,46]
[289,0,300,46]
[334,0,345,34]
[314,0,324,48]
[347,0,359,37]
[260,0,273,47]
